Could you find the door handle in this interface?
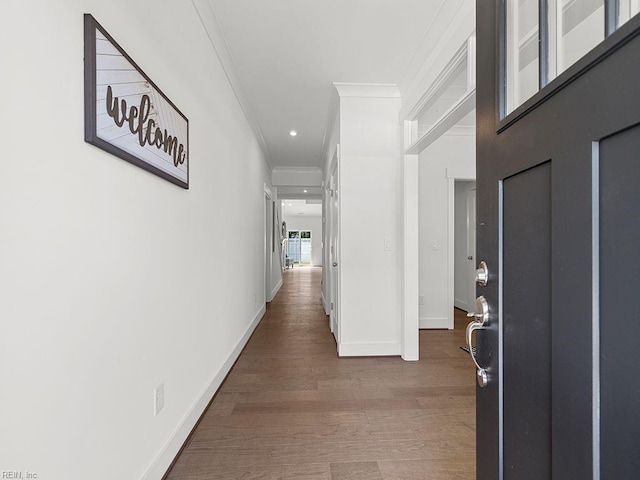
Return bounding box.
[332,262,338,267]
[466,295,489,387]
[467,255,473,260]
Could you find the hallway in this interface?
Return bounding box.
[166,267,475,479]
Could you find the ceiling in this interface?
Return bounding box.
[207,0,445,170]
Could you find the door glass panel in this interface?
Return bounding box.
[300,231,311,265]
[618,0,640,27]
[505,0,540,114]
[548,0,605,80]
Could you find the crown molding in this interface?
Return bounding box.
[333,83,401,98]
[403,40,470,122]
[191,0,273,169]
[399,0,475,121]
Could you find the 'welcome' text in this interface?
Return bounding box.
[105,85,186,167]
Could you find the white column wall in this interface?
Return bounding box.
[338,94,403,356]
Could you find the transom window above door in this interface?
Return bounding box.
[504,0,640,116]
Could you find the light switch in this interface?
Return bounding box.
[384,238,392,251]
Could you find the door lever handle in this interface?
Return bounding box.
[466,295,489,387]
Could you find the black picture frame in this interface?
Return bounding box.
[84,14,189,189]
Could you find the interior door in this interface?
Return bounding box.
[475,2,640,479]
[466,183,477,312]
[329,153,340,343]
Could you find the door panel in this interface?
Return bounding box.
[599,126,640,479]
[477,3,640,479]
[503,162,552,480]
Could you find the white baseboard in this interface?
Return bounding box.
[419,317,453,329]
[321,291,329,315]
[141,304,266,480]
[267,278,283,302]
[338,342,401,357]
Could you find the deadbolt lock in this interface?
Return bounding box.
[475,261,489,286]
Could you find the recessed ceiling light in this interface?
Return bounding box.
[303,189,308,193]
[289,130,297,137]
[288,203,292,207]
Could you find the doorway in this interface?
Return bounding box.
[406,35,477,347]
[264,191,272,303]
[454,180,476,314]
[286,230,312,266]
[282,199,323,268]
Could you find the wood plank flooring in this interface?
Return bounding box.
[165,267,476,479]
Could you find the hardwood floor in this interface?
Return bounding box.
[165,267,476,479]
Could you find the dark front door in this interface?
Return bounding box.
[475,2,640,479]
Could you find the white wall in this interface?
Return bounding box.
[337,90,403,356]
[272,168,323,187]
[1,2,278,479]
[418,133,475,328]
[284,215,323,266]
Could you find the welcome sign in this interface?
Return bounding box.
[84,14,189,188]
